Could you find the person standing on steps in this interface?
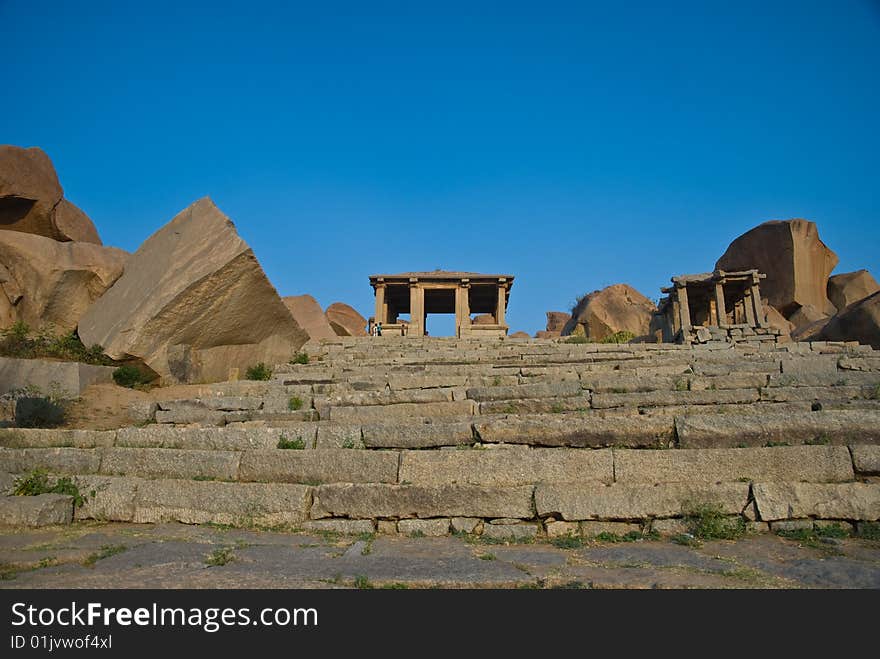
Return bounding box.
[376,322,382,336]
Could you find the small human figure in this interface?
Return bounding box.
[376,322,382,336]
[367,317,375,336]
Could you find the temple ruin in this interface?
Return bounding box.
[656,269,783,345]
[369,271,513,337]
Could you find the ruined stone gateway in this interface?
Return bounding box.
[656,269,783,345]
[369,271,513,337]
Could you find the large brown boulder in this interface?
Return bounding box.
[0,145,101,244]
[562,284,656,341]
[78,197,308,383]
[283,295,337,342]
[818,291,880,349]
[763,301,794,336]
[715,219,838,317]
[325,302,367,336]
[537,311,571,338]
[827,270,879,312]
[0,230,126,332]
[787,304,829,331]
[472,314,496,325]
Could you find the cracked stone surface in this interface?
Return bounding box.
[1,521,879,589]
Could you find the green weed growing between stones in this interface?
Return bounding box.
[245,363,272,380]
[13,469,87,507]
[683,502,746,540]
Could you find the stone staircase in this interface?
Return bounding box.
[2,337,879,538]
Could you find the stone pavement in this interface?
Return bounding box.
[2,521,879,589]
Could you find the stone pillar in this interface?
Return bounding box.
[676,283,692,333]
[671,298,681,335]
[455,283,471,338]
[374,284,386,325]
[409,282,424,336]
[750,284,767,327]
[714,282,727,327]
[496,283,507,327]
[743,291,757,326]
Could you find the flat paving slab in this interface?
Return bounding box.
[1,522,879,589]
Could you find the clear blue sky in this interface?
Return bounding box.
[3,1,878,336]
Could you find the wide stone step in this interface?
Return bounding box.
[327,400,475,423]
[399,447,613,486]
[535,482,751,521]
[310,483,535,520]
[73,475,312,526]
[361,421,475,449]
[316,389,453,409]
[465,382,583,402]
[613,445,854,484]
[474,414,675,448]
[675,410,880,448]
[0,447,399,485]
[591,388,761,409]
[478,396,591,415]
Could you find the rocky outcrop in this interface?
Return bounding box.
[283,295,337,342]
[0,145,101,244]
[78,197,309,383]
[716,219,838,318]
[509,331,530,339]
[472,314,495,325]
[828,270,879,312]
[818,291,880,349]
[0,230,126,332]
[325,303,367,336]
[788,304,829,331]
[763,302,794,336]
[536,311,570,338]
[562,284,655,341]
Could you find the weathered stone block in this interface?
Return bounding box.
[127,401,158,425]
[314,424,363,449]
[465,382,582,402]
[361,422,473,449]
[0,428,116,449]
[613,446,854,484]
[329,400,475,423]
[535,482,749,521]
[399,447,613,486]
[474,415,674,448]
[377,520,398,534]
[675,410,880,449]
[0,494,73,527]
[592,388,760,409]
[545,520,579,538]
[451,517,481,534]
[100,447,240,481]
[238,449,398,484]
[0,447,101,475]
[579,520,643,537]
[133,479,312,526]
[398,518,450,536]
[311,484,534,520]
[75,475,140,522]
[302,519,375,535]
[116,425,310,451]
[851,445,880,475]
[753,482,880,521]
[480,523,538,542]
